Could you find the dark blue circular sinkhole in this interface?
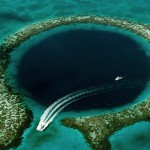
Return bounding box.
[16,28,150,110]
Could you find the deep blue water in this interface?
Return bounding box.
[16,29,150,110]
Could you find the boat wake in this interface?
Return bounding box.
[37,80,145,131]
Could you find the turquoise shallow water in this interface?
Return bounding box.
[8,24,150,150]
[1,0,150,150]
[1,0,150,42]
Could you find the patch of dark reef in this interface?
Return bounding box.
[16,28,150,110]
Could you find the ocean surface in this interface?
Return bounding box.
[16,28,150,110]
[1,0,150,150]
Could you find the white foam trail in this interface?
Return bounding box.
[38,88,92,131]
[37,80,145,131]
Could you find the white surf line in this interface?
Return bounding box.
[43,82,117,124]
[40,88,89,122]
[37,87,100,131]
[38,88,94,129]
[40,94,92,131]
[37,80,145,131]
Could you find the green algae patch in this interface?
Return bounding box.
[61,97,150,150]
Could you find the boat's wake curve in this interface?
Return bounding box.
[37,80,146,131]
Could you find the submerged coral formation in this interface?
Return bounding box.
[1,15,150,53]
[0,15,150,149]
[0,51,33,149]
[61,97,150,150]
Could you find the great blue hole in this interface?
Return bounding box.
[16,28,150,110]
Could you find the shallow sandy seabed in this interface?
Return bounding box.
[0,15,150,149]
